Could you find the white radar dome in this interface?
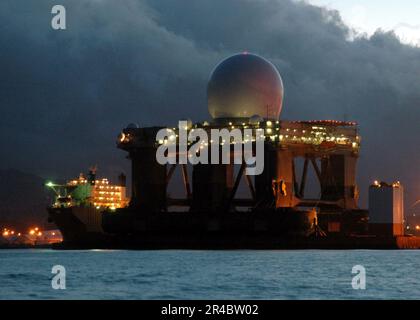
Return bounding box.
[207,53,284,121]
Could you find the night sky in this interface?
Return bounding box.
[0,0,419,208]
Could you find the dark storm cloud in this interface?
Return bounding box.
[0,0,418,207]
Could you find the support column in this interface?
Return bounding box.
[255,144,295,208]
[130,147,167,212]
[321,154,358,209]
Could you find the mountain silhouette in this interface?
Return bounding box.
[0,169,51,230]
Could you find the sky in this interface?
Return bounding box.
[308,0,420,45]
[0,0,419,209]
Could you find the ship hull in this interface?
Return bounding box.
[48,207,420,250]
[48,206,109,245]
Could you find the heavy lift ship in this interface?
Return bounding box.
[96,53,372,249]
[50,53,420,249]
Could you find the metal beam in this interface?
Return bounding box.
[299,158,309,197]
[166,164,177,184]
[167,198,191,206]
[243,170,256,201]
[181,164,192,199]
[292,159,299,197]
[310,157,322,184]
[225,163,246,211]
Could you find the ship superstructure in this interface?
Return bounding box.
[48,169,129,210]
[47,168,128,243]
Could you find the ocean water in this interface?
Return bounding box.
[0,249,419,300]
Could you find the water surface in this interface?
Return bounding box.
[0,249,418,299]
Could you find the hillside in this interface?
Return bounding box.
[0,169,51,229]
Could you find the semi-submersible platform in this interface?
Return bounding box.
[49,53,420,249]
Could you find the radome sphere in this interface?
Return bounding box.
[207,53,284,121]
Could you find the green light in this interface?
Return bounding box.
[46,181,54,187]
